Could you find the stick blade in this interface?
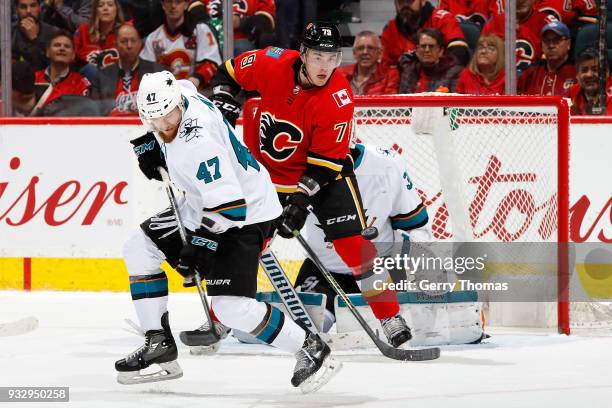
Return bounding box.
[375,337,440,361]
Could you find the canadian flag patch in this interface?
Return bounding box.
[332,89,352,108]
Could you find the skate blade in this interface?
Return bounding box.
[299,356,342,394]
[117,361,183,385]
[189,342,221,356]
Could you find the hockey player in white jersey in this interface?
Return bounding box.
[115,71,340,393]
[295,143,431,331]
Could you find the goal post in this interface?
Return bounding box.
[243,95,572,334]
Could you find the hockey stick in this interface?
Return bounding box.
[292,230,440,362]
[0,316,38,337]
[158,167,219,344]
[259,239,318,332]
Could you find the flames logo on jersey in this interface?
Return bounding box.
[86,49,119,68]
[516,40,535,73]
[259,113,303,162]
[159,49,193,79]
[233,0,249,15]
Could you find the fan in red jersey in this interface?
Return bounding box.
[489,0,598,26]
[482,0,557,73]
[381,0,470,68]
[34,31,91,111]
[566,48,612,115]
[518,21,576,96]
[209,22,414,349]
[438,0,492,27]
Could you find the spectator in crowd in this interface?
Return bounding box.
[11,61,44,116]
[92,23,164,116]
[119,0,208,39]
[482,0,557,73]
[438,0,491,27]
[518,21,576,96]
[338,30,399,95]
[12,0,60,70]
[43,0,93,32]
[34,31,91,109]
[74,0,125,82]
[566,48,612,115]
[381,0,469,68]
[205,0,275,56]
[140,0,222,90]
[456,34,505,95]
[489,0,597,27]
[398,28,462,94]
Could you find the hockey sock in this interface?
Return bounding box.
[129,270,169,331]
[332,235,400,319]
[212,295,305,353]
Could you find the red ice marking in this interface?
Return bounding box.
[23,258,31,291]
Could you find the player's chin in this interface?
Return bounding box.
[314,74,331,86]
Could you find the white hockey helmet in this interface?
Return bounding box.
[137,71,182,120]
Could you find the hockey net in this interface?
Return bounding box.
[244,95,608,335]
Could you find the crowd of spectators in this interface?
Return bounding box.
[5,0,612,116]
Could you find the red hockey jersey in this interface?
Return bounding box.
[34,69,90,107]
[438,0,492,26]
[489,0,597,25]
[74,23,119,68]
[381,8,467,67]
[455,68,505,95]
[518,61,577,96]
[231,47,354,192]
[482,9,556,72]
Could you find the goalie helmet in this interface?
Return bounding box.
[137,71,182,120]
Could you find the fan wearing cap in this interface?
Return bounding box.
[518,21,576,96]
[209,22,414,350]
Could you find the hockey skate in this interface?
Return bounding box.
[115,312,183,385]
[291,332,342,394]
[179,320,231,355]
[380,313,412,348]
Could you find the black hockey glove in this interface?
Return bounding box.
[129,132,166,181]
[176,230,219,279]
[276,192,311,239]
[211,92,241,127]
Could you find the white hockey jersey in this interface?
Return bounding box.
[157,80,282,233]
[303,143,431,275]
[140,23,222,80]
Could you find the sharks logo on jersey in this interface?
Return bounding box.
[179,118,203,142]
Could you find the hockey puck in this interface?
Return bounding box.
[361,226,378,240]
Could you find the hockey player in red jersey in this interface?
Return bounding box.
[209,22,413,349]
[381,0,470,68]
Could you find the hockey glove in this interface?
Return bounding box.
[276,192,311,239]
[211,92,241,128]
[129,132,167,181]
[176,230,219,279]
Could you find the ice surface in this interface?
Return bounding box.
[2,291,611,408]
